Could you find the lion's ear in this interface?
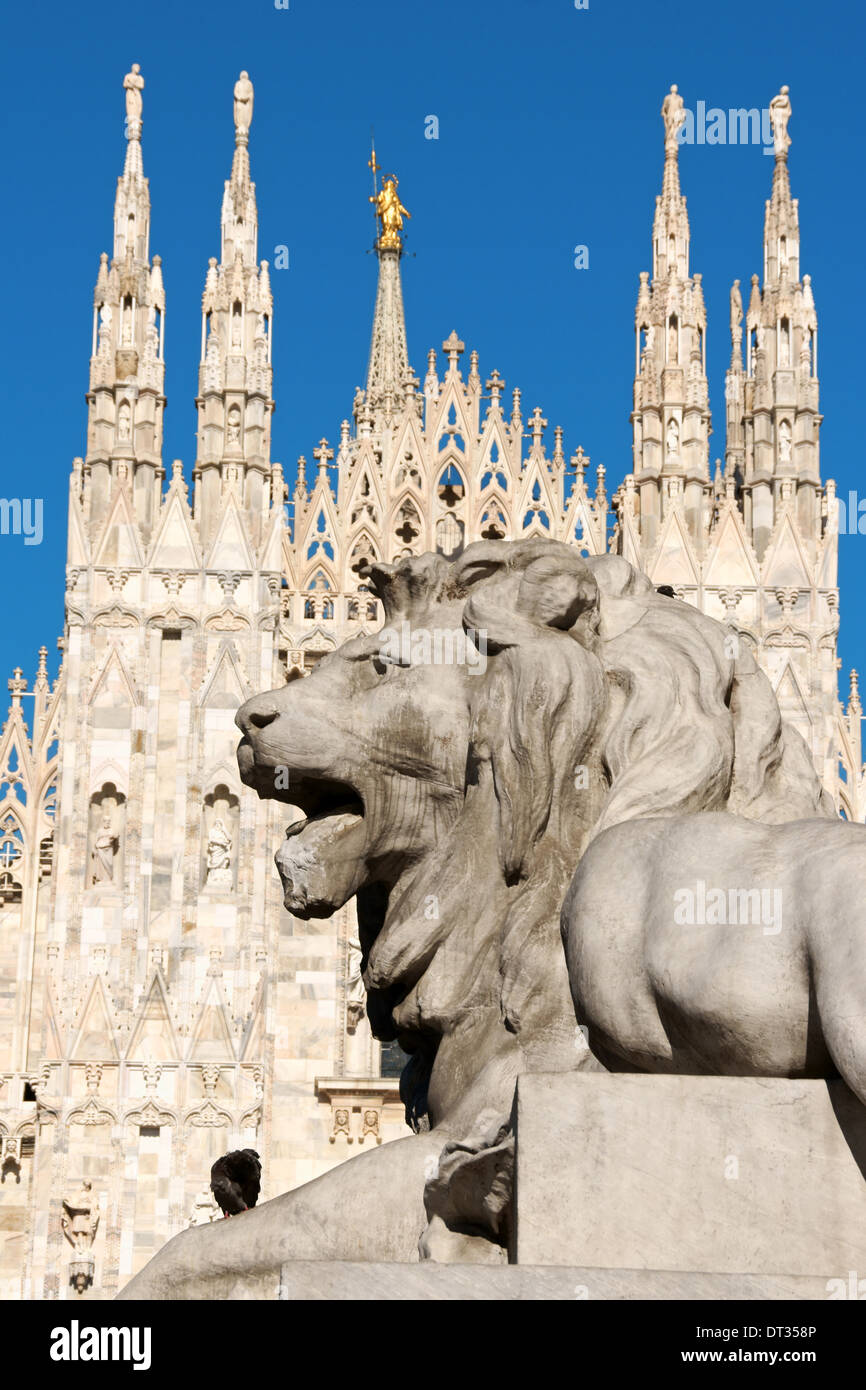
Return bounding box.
[516,557,597,631]
[451,544,511,594]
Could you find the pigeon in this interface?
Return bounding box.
[209,1149,262,1218]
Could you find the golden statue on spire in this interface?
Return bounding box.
[369,143,410,251]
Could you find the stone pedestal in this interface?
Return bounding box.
[275,1261,828,1301]
[513,1073,866,1279]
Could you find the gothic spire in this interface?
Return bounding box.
[763,86,798,288]
[194,72,274,549]
[738,85,821,558]
[221,70,258,268]
[115,63,149,265]
[629,85,710,555]
[653,85,691,282]
[81,65,165,540]
[364,144,410,422]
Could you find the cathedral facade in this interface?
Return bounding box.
[0,71,860,1299]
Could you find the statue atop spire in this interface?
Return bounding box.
[369,149,410,253]
[769,85,792,159]
[233,70,254,145]
[123,63,144,140]
[661,84,685,153]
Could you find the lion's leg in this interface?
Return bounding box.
[809,926,866,1109]
[116,1131,445,1301]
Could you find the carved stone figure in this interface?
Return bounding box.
[661,83,686,150]
[779,418,792,464]
[119,541,841,1297]
[769,84,792,158]
[117,401,131,443]
[90,813,118,885]
[123,64,144,126]
[233,71,254,135]
[730,279,742,340]
[666,416,679,458]
[62,1180,100,1254]
[346,936,366,1032]
[205,817,233,889]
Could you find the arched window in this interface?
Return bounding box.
[435,515,464,559]
[0,811,24,902]
[667,314,679,363]
[437,464,465,507]
[480,508,507,541]
[779,318,791,367]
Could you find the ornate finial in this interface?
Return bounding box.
[295,455,308,501]
[233,70,254,146]
[553,426,565,470]
[529,407,548,449]
[661,84,685,154]
[850,669,861,711]
[123,64,144,141]
[370,166,411,252]
[596,462,607,504]
[769,85,791,159]
[486,370,504,407]
[313,439,334,478]
[442,331,465,369]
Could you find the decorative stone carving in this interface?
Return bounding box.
[769,84,792,158]
[233,70,254,136]
[62,1180,100,1294]
[345,936,366,1033]
[329,1107,352,1144]
[123,64,144,127]
[89,812,118,886]
[360,1108,381,1145]
[201,1065,220,1099]
[204,818,232,889]
[187,1187,220,1227]
[202,785,238,890]
[661,84,685,150]
[666,416,679,459]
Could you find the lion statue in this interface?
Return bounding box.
[119,539,835,1297]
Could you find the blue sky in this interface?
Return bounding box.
[3,0,864,699]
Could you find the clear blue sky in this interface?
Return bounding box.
[3,0,864,700]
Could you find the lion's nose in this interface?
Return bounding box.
[236,698,280,734]
[249,706,278,729]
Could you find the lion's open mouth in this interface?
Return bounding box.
[283,774,364,827]
[275,774,367,916]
